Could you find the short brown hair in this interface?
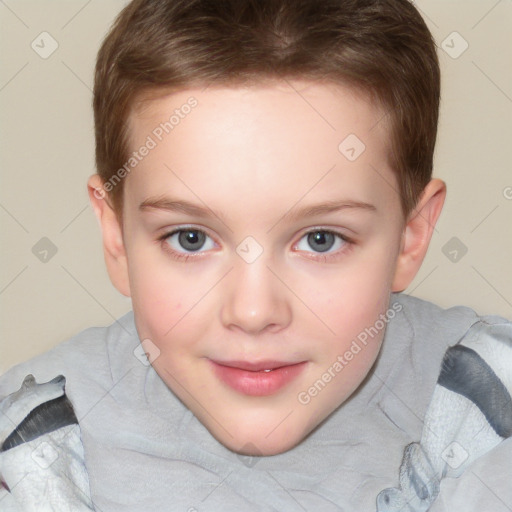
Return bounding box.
[93,0,440,220]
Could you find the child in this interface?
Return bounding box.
[1,0,511,510]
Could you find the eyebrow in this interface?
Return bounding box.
[139,196,377,223]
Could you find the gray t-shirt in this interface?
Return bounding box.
[1,292,511,512]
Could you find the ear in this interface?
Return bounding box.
[87,175,131,297]
[392,178,446,292]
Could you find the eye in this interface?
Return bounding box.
[161,227,215,258]
[294,229,351,259]
[159,226,353,263]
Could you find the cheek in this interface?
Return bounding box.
[127,246,190,340]
[298,249,395,341]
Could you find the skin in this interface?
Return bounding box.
[88,80,446,455]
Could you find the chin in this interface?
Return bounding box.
[226,433,302,456]
[205,415,312,456]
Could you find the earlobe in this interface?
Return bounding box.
[392,178,446,293]
[87,175,131,297]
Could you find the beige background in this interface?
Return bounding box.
[1,1,511,374]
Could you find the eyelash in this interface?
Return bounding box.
[157,227,354,263]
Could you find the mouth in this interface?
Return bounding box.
[209,359,307,396]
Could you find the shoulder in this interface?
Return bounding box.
[395,292,512,389]
[375,292,489,389]
[391,292,486,331]
[0,311,139,407]
[387,292,511,358]
[370,293,511,439]
[375,297,512,512]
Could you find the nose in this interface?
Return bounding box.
[220,255,292,335]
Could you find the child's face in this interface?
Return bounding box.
[114,81,408,455]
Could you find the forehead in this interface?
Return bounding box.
[131,80,388,145]
[124,80,398,221]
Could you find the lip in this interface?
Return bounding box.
[209,359,307,396]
